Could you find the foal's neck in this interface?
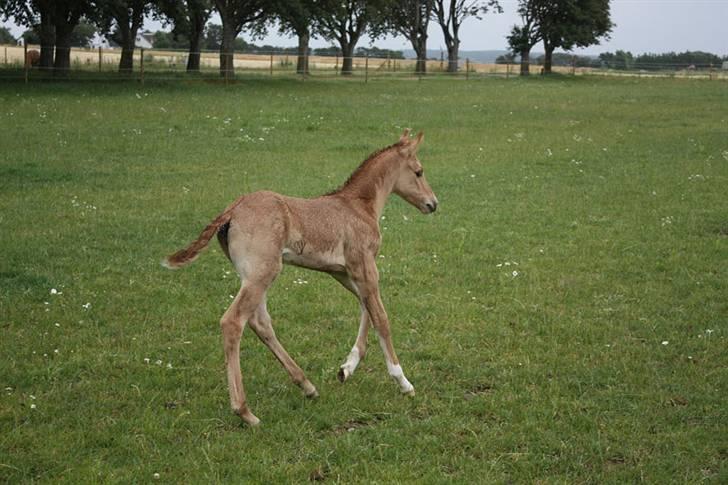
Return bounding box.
[337,150,400,219]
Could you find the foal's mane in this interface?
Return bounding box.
[325,140,405,196]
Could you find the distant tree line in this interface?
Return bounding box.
[599,50,726,70]
[0,0,503,77]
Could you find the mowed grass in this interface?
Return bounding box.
[0,76,726,483]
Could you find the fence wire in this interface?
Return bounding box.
[2,44,727,83]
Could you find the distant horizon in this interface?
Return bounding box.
[3,1,728,58]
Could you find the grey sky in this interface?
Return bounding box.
[3,0,727,56]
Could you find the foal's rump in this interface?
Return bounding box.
[161,194,247,269]
[162,191,290,271]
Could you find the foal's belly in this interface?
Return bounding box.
[281,247,346,273]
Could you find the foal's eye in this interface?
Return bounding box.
[415,169,423,178]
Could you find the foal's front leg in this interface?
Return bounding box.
[338,303,370,382]
[350,259,415,395]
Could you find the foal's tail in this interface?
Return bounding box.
[162,196,245,270]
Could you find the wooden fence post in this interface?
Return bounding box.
[4,46,7,66]
[24,42,28,83]
[465,58,469,80]
[335,54,339,75]
[365,53,369,83]
[98,46,102,72]
[140,48,145,84]
[270,53,273,76]
[506,62,510,79]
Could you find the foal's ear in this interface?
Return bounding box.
[412,131,424,151]
[399,128,412,144]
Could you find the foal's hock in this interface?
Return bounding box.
[163,129,438,425]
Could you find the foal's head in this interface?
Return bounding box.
[392,129,438,214]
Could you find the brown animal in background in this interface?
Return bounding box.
[25,49,40,67]
[163,129,438,425]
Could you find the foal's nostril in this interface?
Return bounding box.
[426,201,437,213]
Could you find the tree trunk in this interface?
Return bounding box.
[53,29,73,75]
[296,29,309,75]
[187,27,202,71]
[543,44,554,74]
[414,37,427,74]
[340,42,353,76]
[186,12,207,72]
[219,13,236,77]
[520,48,530,76]
[38,15,55,71]
[119,26,135,73]
[446,43,458,73]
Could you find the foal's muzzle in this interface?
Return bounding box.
[424,200,438,213]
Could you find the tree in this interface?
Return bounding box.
[599,50,632,70]
[156,0,212,72]
[69,19,96,47]
[494,52,515,64]
[213,0,268,77]
[96,0,153,73]
[432,0,501,73]
[540,0,612,74]
[384,0,433,74]
[3,0,55,69]
[21,27,40,44]
[506,0,544,76]
[202,22,221,50]
[0,26,16,44]
[273,0,319,75]
[52,1,94,74]
[313,0,386,76]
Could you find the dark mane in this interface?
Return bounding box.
[325,141,404,196]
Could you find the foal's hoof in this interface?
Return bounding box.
[302,380,319,399]
[401,385,416,397]
[338,366,351,383]
[237,409,261,426]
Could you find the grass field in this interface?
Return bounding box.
[1,76,726,483]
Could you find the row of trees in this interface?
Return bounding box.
[12,1,679,78]
[599,50,726,71]
[0,0,504,76]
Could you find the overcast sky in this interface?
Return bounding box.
[3,0,727,56]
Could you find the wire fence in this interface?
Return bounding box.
[2,44,727,83]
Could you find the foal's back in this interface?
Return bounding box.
[224,191,377,275]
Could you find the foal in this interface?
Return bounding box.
[163,129,438,425]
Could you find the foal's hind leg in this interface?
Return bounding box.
[249,298,318,398]
[220,281,268,425]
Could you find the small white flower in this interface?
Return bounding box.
[30,404,37,410]
[661,341,669,346]
[153,473,160,480]
[144,358,150,364]
[156,360,163,365]
[54,323,60,327]
[706,329,713,335]
[54,349,59,354]
[50,288,58,295]
[82,302,91,310]
[166,363,173,369]
[512,270,519,277]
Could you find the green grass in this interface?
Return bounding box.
[1,76,726,483]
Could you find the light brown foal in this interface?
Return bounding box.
[163,129,438,425]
